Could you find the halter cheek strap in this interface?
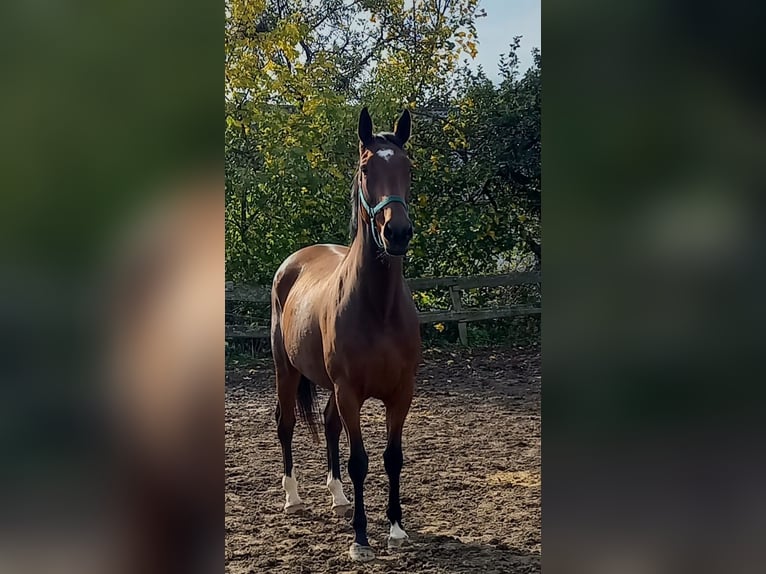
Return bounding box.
[358,175,409,250]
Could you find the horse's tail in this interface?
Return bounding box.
[296,375,321,444]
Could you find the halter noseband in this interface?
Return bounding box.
[357,170,409,250]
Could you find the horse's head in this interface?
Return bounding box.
[356,107,413,257]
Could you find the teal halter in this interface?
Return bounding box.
[358,172,409,250]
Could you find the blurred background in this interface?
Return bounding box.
[0,0,220,572]
[544,0,766,572]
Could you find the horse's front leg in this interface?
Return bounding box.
[335,386,373,562]
[384,384,413,548]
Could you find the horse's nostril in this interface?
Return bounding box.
[384,223,413,245]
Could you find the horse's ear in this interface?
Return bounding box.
[358,106,374,148]
[394,109,411,146]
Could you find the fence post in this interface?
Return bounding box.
[448,285,468,345]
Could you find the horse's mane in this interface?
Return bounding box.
[348,132,404,243]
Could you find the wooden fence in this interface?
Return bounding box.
[225,272,541,345]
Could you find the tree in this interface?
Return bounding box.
[404,39,541,278]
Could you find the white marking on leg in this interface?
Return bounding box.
[389,521,408,541]
[326,470,351,508]
[282,473,303,511]
[376,148,394,161]
[388,521,409,548]
[388,521,409,549]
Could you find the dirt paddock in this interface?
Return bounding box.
[226,346,540,574]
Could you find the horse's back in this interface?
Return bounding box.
[271,244,348,384]
[272,243,348,309]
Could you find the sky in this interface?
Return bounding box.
[471,0,541,81]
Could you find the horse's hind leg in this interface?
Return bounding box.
[324,394,351,515]
[273,346,305,513]
[384,386,414,549]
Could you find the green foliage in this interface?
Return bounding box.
[225,0,541,286]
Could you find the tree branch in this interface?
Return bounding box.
[299,39,314,65]
[410,109,449,122]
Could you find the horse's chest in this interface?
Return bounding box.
[329,326,417,383]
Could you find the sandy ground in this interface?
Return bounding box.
[226,346,540,574]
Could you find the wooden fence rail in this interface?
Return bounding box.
[225,272,541,345]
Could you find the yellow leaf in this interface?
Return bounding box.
[434,323,445,332]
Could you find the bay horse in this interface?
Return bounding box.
[270,107,421,562]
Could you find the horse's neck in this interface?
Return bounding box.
[343,220,403,321]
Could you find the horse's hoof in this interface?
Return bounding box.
[283,501,306,514]
[332,503,352,517]
[349,543,375,562]
[387,534,410,549]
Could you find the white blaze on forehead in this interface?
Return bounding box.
[376,148,395,161]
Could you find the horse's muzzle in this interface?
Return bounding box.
[382,221,413,256]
